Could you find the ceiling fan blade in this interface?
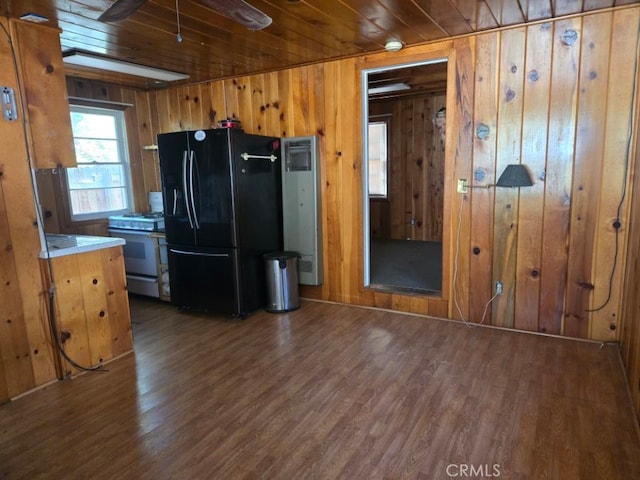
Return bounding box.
[98,0,148,22]
[197,0,272,31]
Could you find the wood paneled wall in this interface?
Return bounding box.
[369,93,446,241]
[2,7,638,413]
[35,77,159,236]
[621,96,640,417]
[1,22,143,401]
[0,17,58,402]
[145,7,639,345]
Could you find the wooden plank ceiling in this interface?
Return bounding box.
[0,0,636,89]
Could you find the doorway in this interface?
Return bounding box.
[362,58,448,294]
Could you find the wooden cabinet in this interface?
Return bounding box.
[41,246,133,377]
[9,19,75,169]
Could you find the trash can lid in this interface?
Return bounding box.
[263,251,300,261]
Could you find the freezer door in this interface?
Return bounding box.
[168,245,241,315]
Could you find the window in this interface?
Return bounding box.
[67,105,132,221]
[368,117,389,198]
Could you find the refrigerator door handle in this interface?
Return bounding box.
[189,150,200,229]
[170,248,230,258]
[172,188,178,215]
[182,150,194,228]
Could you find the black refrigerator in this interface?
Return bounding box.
[157,128,283,317]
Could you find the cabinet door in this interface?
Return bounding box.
[10,19,75,169]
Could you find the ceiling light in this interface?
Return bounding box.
[62,50,189,82]
[385,40,403,52]
[369,82,411,95]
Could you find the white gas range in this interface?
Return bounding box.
[108,212,169,300]
[107,212,165,231]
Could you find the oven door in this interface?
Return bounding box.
[108,228,158,277]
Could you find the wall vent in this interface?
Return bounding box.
[281,136,323,285]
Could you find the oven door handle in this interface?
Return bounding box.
[182,150,194,229]
[108,228,153,237]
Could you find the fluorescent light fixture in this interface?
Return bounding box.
[62,50,189,82]
[369,82,411,95]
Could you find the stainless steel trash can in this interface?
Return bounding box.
[264,251,300,312]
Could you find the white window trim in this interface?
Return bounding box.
[368,115,390,199]
[67,104,133,221]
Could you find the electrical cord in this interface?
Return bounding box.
[585,19,640,313]
[0,21,106,374]
[452,195,500,328]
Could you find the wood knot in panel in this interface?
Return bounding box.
[562,29,578,46]
[505,89,517,102]
[476,124,490,140]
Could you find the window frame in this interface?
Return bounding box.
[66,104,134,222]
[367,114,391,199]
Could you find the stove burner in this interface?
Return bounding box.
[108,212,165,231]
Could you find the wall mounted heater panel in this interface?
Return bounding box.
[281,136,323,285]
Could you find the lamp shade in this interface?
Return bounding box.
[496,164,533,187]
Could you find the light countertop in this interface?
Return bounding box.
[39,234,125,259]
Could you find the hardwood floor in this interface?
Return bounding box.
[1,296,639,479]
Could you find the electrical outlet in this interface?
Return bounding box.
[496,281,503,295]
[457,179,468,194]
